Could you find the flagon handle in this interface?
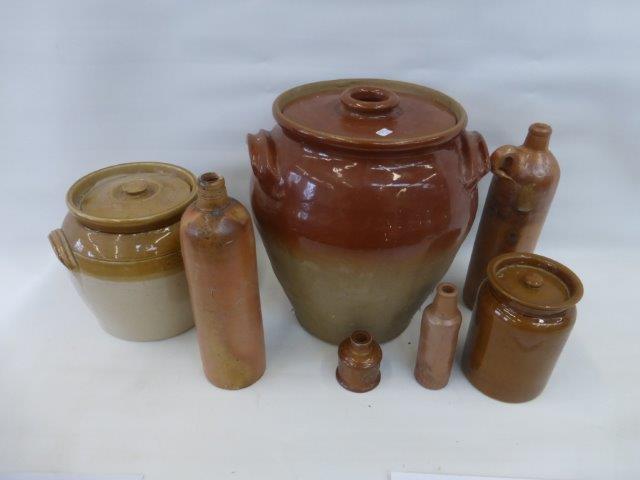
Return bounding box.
[490,144,535,213]
[48,228,78,271]
[247,129,284,199]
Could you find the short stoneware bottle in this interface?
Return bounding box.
[463,123,560,308]
[336,330,382,393]
[180,173,266,390]
[414,283,462,390]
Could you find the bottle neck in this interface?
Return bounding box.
[431,283,459,318]
[195,172,229,210]
[523,122,552,151]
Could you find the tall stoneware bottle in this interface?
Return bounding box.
[463,123,560,308]
[414,283,462,390]
[180,173,266,389]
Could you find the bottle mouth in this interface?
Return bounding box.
[524,122,552,150]
[199,172,224,189]
[437,282,458,297]
[528,123,552,137]
[196,172,228,208]
[350,330,372,347]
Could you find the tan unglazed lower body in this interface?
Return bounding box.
[261,230,459,344]
[71,270,194,341]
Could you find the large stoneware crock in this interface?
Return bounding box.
[248,79,489,344]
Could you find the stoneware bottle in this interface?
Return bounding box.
[414,283,462,390]
[462,252,583,403]
[180,173,266,390]
[336,330,382,393]
[463,123,560,308]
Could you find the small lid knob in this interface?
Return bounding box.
[522,272,544,288]
[122,179,149,195]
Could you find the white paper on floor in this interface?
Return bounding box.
[0,475,143,480]
[391,473,536,480]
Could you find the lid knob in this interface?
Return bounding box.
[122,179,149,195]
[522,272,544,289]
[340,85,399,114]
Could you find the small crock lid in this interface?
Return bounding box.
[487,252,584,313]
[273,78,468,151]
[66,162,197,233]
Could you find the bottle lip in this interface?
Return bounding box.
[198,172,225,192]
[437,282,458,298]
[196,172,229,209]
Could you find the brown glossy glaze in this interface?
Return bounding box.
[463,123,560,308]
[462,253,583,403]
[249,79,489,344]
[336,330,382,393]
[180,173,266,390]
[414,283,462,390]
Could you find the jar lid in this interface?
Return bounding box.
[273,78,467,151]
[66,162,197,233]
[487,253,584,313]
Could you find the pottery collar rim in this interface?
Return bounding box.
[65,162,197,234]
[272,78,468,152]
[487,252,584,314]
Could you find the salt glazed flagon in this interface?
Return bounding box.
[463,123,560,308]
[180,173,266,390]
[462,252,583,403]
[414,283,462,390]
[248,78,490,344]
[49,162,196,341]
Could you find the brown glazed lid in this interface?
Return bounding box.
[487,253,584,314]
[66,162,197,233]
[273,78,468,151]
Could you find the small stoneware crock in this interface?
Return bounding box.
[248,78,489,344]
[462,252,583,403]
[49,162,196,341]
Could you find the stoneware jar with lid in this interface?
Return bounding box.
[462,252,584,403]
[248,78,490,344]
[49,162,196,341]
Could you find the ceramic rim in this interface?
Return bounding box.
[487,252,584,313]
[273,78,468,151]
[66,162,197,233]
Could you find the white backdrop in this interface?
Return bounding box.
[1,1,639,479]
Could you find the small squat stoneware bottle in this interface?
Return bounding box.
[462,252,583,403]
[336,330,382,393]
[414,283,462,390]
[180,173,266,390]
[463,123,560,308]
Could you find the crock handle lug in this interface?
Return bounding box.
[461,130,490,189]
[247,130,284,199]
[48,228,78,271]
